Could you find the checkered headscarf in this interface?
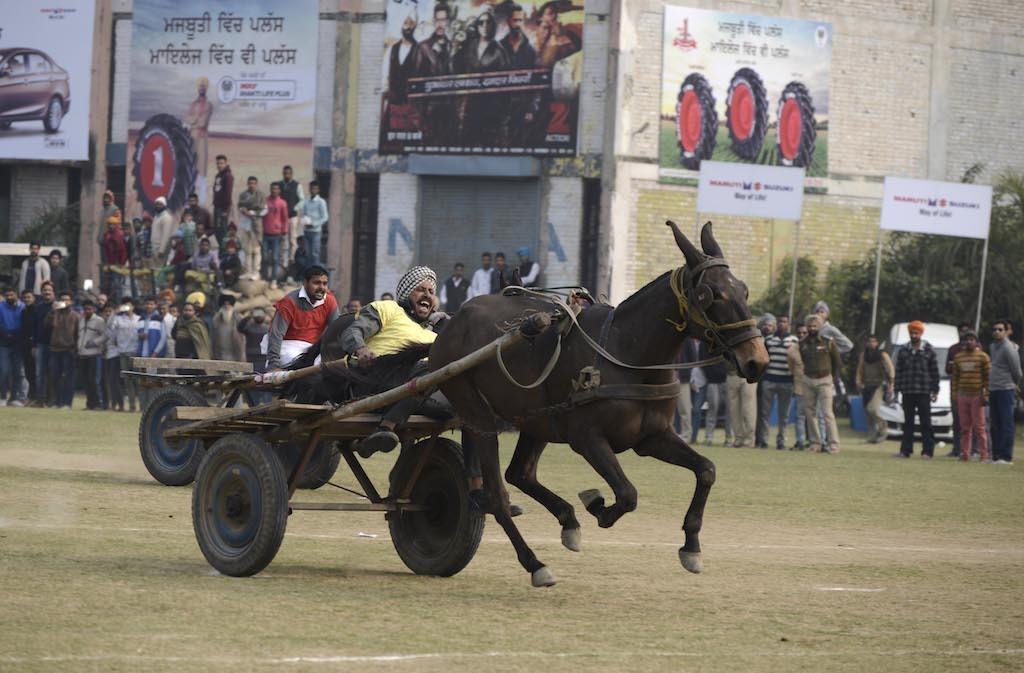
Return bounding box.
[396,266,437,305]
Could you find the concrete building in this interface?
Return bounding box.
[2,0,1022,305]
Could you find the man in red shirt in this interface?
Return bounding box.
[261,181,290,283]
[266,265,339,369]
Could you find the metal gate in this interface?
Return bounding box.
[418,177,540,281]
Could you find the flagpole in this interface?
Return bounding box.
[869,230,883,334]
[787,219,801,323]
[975,236,989,332]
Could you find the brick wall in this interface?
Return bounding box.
[829,34,931,178]
[9,167,68,237]
[374,172,418,297]
[800,0,931,24]
[946,49,1024,182]
[110,19,132,143]
[951,0,1024,37]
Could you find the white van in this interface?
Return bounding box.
[878,322,959,440]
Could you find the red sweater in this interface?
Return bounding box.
[275,290,338,343]
[263,195,289,235]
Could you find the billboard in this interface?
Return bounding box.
[697,161,805,221]
[880,177,992,240]
[659,7,831,187]
[379,0,583,157]
[127,0,318,216]
[0,1,95,161]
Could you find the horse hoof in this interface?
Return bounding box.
[531,566,557,587]
[578,489,605,516]
[679,549,703,574]
[561,526,582,552]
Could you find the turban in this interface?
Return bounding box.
[813,300,830,316]
[516,246,531,258]
[805,313,823,327]
[396,266,437,305]
[908,320,925,335]
[186,291,206,308]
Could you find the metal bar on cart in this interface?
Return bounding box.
[340,447,383,503]
[289,502,425,512]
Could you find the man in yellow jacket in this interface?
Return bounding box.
[341,266,446,455]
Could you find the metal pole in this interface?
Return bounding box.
[787,219,801,323]
[869,231,883,334]
[974,236,990,332]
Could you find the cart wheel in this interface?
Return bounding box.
[776,81,817,168]
[273,440,342,490]
[388,438,484,577]
[192,433,288,577]
[138,386,208,486]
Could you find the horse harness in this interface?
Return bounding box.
[512,259,759,423]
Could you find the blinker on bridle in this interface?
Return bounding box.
[666,258,759,353]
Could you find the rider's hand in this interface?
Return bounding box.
[356,346,377,368]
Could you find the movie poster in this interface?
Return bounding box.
[379,0,583,156]
[0,1,95,161]
[659,7,831,187]
[127,0,317,216]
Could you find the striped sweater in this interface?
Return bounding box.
[951,349,991,397]
[763,333,798,382]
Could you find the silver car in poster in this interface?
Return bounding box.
[0,48,71,133]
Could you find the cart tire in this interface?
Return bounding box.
[675,73,717,170]
[775,81,817,168]
[725,68,768,160]
[388,438,484,577]
[139,386,209,486]
[192,433,288,577]
[273,440,342,490]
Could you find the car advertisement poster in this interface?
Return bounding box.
[0,1,96,161]
[379,0,583,157]
[659,7,831,187]
[127,0,317,216]
[880,177,992,240]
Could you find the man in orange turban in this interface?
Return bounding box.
[893,320,940,458]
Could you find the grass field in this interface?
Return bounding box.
[1,403,1023,672]
[658,119,829,181]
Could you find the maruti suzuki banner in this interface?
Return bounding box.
[0,1,96,161]
[697,161,805,221]
[660,6,831,187]
[880,177,992,240]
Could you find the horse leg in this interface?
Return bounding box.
[633,428,716,574]
[505,433,582,552]
[441,379,553,587]
[570,431,638,529]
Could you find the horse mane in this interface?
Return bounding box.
[615,269,673,312]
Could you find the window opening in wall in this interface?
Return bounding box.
[580,177,601,294]
[351,174,379,303]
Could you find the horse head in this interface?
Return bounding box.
[666,220,769,383]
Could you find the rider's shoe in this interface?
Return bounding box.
[357,428,399,458]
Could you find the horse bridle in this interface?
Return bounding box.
[667,259,760,355]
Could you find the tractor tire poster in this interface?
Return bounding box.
[379,0,583,157]
[659,7,831,187]
[0,1,96,161]
[126,0,317,217]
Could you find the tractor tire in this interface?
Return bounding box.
[387,438,484,577]
[775,82,817,169]
[132,113,198,214]
[138,386,209,486]
[273,440,343,490]
[192,433,289,577]
[675,73,717,170]
[725,68,768,160]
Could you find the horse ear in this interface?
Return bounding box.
[700,221,724,258]
[666,220,702,268]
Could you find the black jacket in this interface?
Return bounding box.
[894,341,940,396]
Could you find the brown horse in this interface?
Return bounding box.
[429,222,769,587]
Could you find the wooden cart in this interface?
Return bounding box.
[160,313,552,578]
